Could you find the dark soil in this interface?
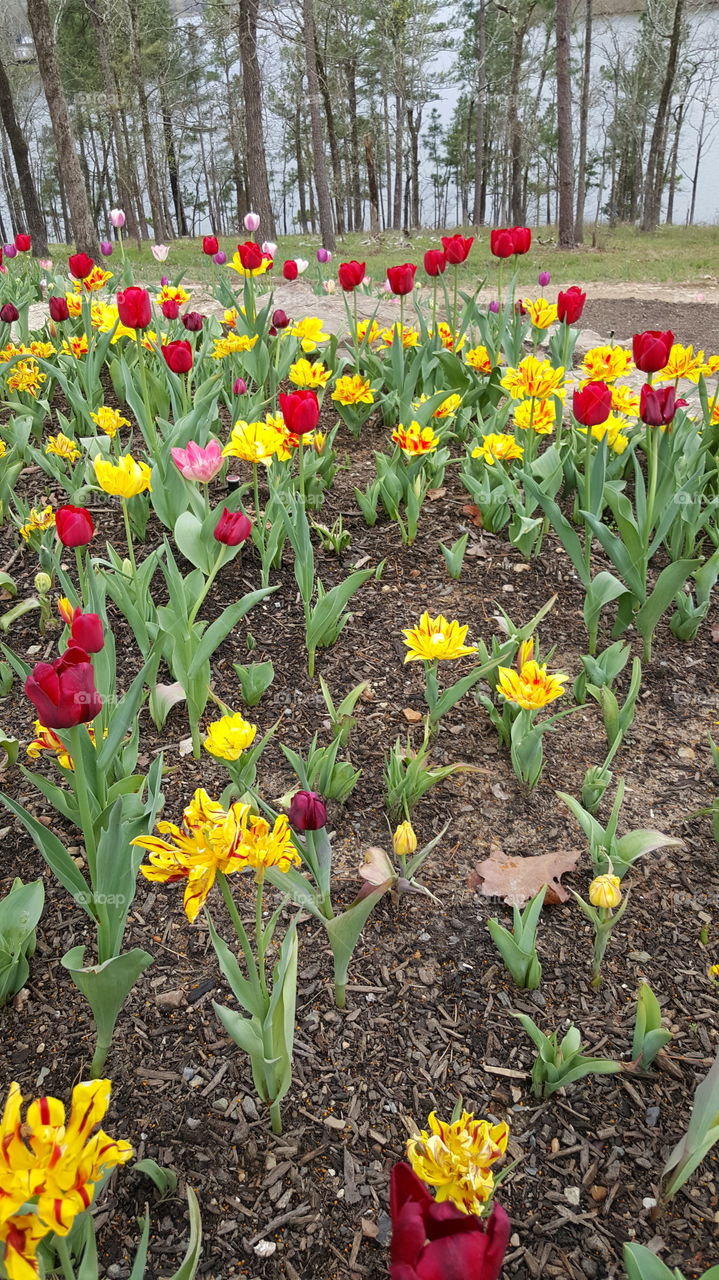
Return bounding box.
[1,302,718,1280]
[582,299,719,354]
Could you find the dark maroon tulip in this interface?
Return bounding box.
[213,508,252,546]
[389,1163,510,1280]
[0,304,19,323]
[288,790,327,831]
[424,249,447,277]
[441,234,473,264]
[337,260,366,291]
[182,311,204,331]
[70,611,104,654]
[387,263,417,296]
[49,296,70,323]
[633,330,674,374]
[557,286,587,325]
[640,383,687,427]
[117,286,151,329]
[68,252,94,280]
[55,505,94,548]
[573,381,612,427]
[272,309,290,329]
[278,390,320,436]
[25,647,102,728]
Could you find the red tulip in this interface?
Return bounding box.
[424,249,447,277]
[511,225,532,254]
[278,390,320,436]
[389,1164,510,1280]
[288,790,327,831]
[237,240,263,270]
[14,234,31,253]
[161,299,180,320]
[490,229,515,259]
[633,330,674,374]
[640,383,686,427]
[272,309,290,329]
[161,340,193,374]
[203,235,219,256]
[25,647,102,729]
[116,286,151,330]
[55,505,94,548]
[213,508,252,546]
[557,286,587,325]
[282,260,299,281]
[49,296,70,323]
[0,304,19,323]
[68,252,94,280]
[441,234,473,264]
[338,260,366,291]
[387,263,417,296]
[573,381,612,427]
[70,611,104,654]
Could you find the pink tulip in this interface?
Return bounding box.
[152,244,169,262]
[110,209,126,228]
[261,240,277,257]
[244,212,260,232]
[170,439,224,483]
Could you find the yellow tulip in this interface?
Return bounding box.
[94,454,152,498]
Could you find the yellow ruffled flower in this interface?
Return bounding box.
[19,506,55,542]
[74,265,113,293]
[577,414,631,455]
[211,332,259,358]
[472,433,524,465]
[290,316,330,352]
[708,963,719,980]
[223,418,291,464]
[704,355,719,375]
[406,1111,509,1216]
[65,293,82,318]
[513,398,556,434]
[26,721,97,771]
[658,343,706,383]
[524,297,558,329]
[29,341,55,359]
[610,385,640,417]
[392,421,440,457]
[393,821,417,858]
[501,355,566,401]
[431,321,464,351]
[223,307,238,327]
[204,713,257,761]
[90,405,131,438]
[45,433,81,464]
[332,374,374,406]
[579,345,633,383]
[496,659,567,710]
[94,454,152,498]
[465,344,500,375]
[403,612,478,663]
[589,873,622,909]
[355,318,381,345]
[6,359,46,396]
[0,440,7,458]
[379,324,420,349]
[234,810,300,880]
[155,284,190,307]
[289,358,331,388]
[62,335,89,359]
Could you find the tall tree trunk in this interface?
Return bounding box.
[382,91,392,230]
[407,106,421,228]
[665,102,683,225]
[315,45,344,234]
[86,0,139,240]
[641,0,685,231]
[26,0,96,254]
[127,0,167,242]
[498,3,535,225]
[1,135,22,232]
[364,133,380,235]
[392,91,403,228]
[295,106,308,231]
[555,0,574,247]
[238,0,275,235]
[120,107,147,240]
[574,0,592,242]
[346,59,362,231]
[0,57,48,253]
[160,81,187,236]
[302,0,335,250]
[472,0,486,226]
[687,99,707,225]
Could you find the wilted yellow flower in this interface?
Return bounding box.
[19,506,55,542]
[233,810,300,881]
[155,284,190,307]
[332,374,374,406]
[90,405,131,438]
[27,720,97,771]
[659,343,705,383]
[355,318,381,345]
[45,433,81,464]
[513,398,556,434]
[204,713,257,761]
[496,659,567,710]
[610,385,640,417]
[290,316,330,352]
[403,612,478,663]
[465,344,500,375]
[289,358,331,388]
[406,1111,509,1216]
[6,359,46,396]
[62,335,89,359]
[0,343,29,363]
[0,1078,132,1276]
[580,345,633,383]
[223,418,291,464]
[472,433,524,465]
[589,873,622,909]
[75,265,112,292]
[524,297,558,329]
[393,821,417,858]
[94,454,152,498]
[577,414,631,454]
[501,355,566,401]
[392,421,440,457]
[379,324,420,349]
[211,333,258,358]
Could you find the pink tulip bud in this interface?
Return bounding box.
[110,209,126,228]
[213,251,227,265]
[261,240,277,257]
[489,300,500,314]
[161,276,169,287]
[244,211,260,232]
[317,247,332,263]
[3,244,17,259]
[233,378,247,395]
[100,240,113,257]
[538,270,551,286]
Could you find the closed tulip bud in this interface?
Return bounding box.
[640,383,686,427]
[392,821,417,858]
[25,647,102,728]
[161,298,180,320]
[0,303,19,323]
[244,211,260,232]
[55,505,94,547]
[182,310,204,331]
[633,329,674,373]
[116,286,151,329]
[278,389,320,436]
[151,244,169,262]
[238,240,263,270]
[161,276,169,287]
[317,247,332,263]
[70,610,104,653]
[68,252,94,280]
[282,259,299,281]
[424,248,447,277]
[202,235,219,256]
[573,380,612,427]
[34,572,52,595]
[490,228,515,258]
[161,340,193,374]
[511,225,532,254]
[99,240,113,257]
[49,296,70,323]
[557,285,587,325]
[288,790,327,831]
[14,234,31,253]
[390,1165,510,1280]
[338,260,366,291]
[589,874,622,909]
[538,270,551,287]
[213,251,227,265]
[214,507,252,546]
[272,308,289,329]
[110,208,126,228]
[489,300,500,314]
[3,244,17,259]
[386,263,417,295]
[441,234,474,264]
[233,378,247,395]
[261,240,277,257]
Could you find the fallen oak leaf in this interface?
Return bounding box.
[469,847,581,905]
[427,487,447,500]
[462,503,483,528]
[402,707,424,723]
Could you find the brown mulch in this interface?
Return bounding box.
[1,301,718,1279]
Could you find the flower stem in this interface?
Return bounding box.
[122,499,136,573]
[74,545,87,600]
[269,1098,283,1134]
[255,877,269,1002]
[55,1237,78,1280]
[188,546,226,626]
[68,725,97,877]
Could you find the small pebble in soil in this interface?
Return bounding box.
[182,1066,195,1081]
[241,1095,260,1121]
[564,1187,581,1206]
[645,1106,660,1127]
[186,1118,201,1129]
[213,1097,229,1112]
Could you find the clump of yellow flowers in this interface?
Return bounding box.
[406,1110,509,1216]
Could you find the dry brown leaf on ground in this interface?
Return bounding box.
[462,503,483,527]
[468,848,581,905]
